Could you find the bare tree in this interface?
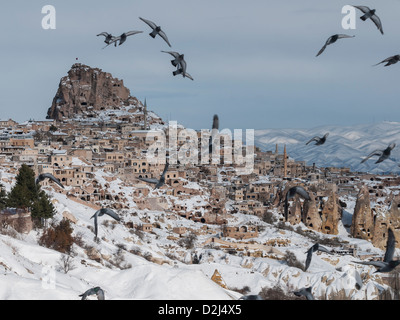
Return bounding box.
[58,254,76,274]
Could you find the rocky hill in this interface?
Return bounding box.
[46,64,139,121]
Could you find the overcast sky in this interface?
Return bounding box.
[1,1,400,131]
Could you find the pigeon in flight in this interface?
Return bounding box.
[306,133,329,146]
[305,243,333,271]
[137,162,169,189]
[161,51,194,80]
[360,143,396,164]
[316,34,355,57]
[284,186,311,220]
[353,228,400,273]
[91,208,121,238]
[35,173,65,189]
[105,31,143,48]
[139,17,172,47]
[161,50,184,67]
[293,287,314,300]
[79,287,105,300]
[97,32,117,45]
[172,59,194,80]
[352,5,384,35]
[373,55,400,67]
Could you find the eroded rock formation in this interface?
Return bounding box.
[47,63,138,121]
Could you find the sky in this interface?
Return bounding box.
[1,0,400,131]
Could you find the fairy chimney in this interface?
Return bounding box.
[303,194,322,232]
[320,191,341,235]
[351,185,374,241]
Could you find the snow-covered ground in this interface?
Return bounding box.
[0,167,395,300]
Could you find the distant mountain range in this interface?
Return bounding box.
[254,121,400,174]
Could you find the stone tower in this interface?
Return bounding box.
[283,145,287,178]
[143,98,148,130]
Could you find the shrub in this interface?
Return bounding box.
[259,285,297,300]
[39,219,74,254]
[284,250,305,271]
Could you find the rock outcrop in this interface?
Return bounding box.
[47,63,139,121]
[303,195,322,232]
[320,191,342,235]
[351,186,374,241]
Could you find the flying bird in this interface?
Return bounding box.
[306,133,329,146]
[293,287,314,300]
[97,32,117,45]
[360,143,396,164]
[284,186,311,220]
[373,55,400,67]
[316,34,355,57]
[137,162,169,189]
[161,50,184,67]
[172,59,193,80]
[353,228,400,273]
[305,243,333,271]
[105,31,143,48]
[79,287,105,300]
[352,5,384,35]
[139,17,171,47]
[91,208,121,238]
[161,51,193,80]
[35,173,65,189]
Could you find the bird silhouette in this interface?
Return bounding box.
[305,243,333,271]
[373,55,400,67]
[361,143,396,164]
[139,17,171,47]
[353,228,400,273]
[35,173,65,189]
[137,162,169,189]
[306,133,329,146]
[284,186,311,220]
[293,286,314,300]
[97,32,116,45]
[91,208,121,238]
[316,34,355,57]
[161,50,184,67]
[353,5,384,35]
[172,59,194,80]
[161,51,194,80]
[105,31,143,48]
[79,286,105,300]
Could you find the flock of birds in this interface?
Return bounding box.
[97,17,193,80]
[307,5,399,167]
[33,6,400,300]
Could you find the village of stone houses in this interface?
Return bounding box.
[0,63,399,300]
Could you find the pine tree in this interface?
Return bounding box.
[0,184,7,210]
[7,164,38,208]
[7,164,56,226]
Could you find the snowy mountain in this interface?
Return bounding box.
[254,121,400,174]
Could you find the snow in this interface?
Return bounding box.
[0,164,395,301]
[255,121,400,173]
